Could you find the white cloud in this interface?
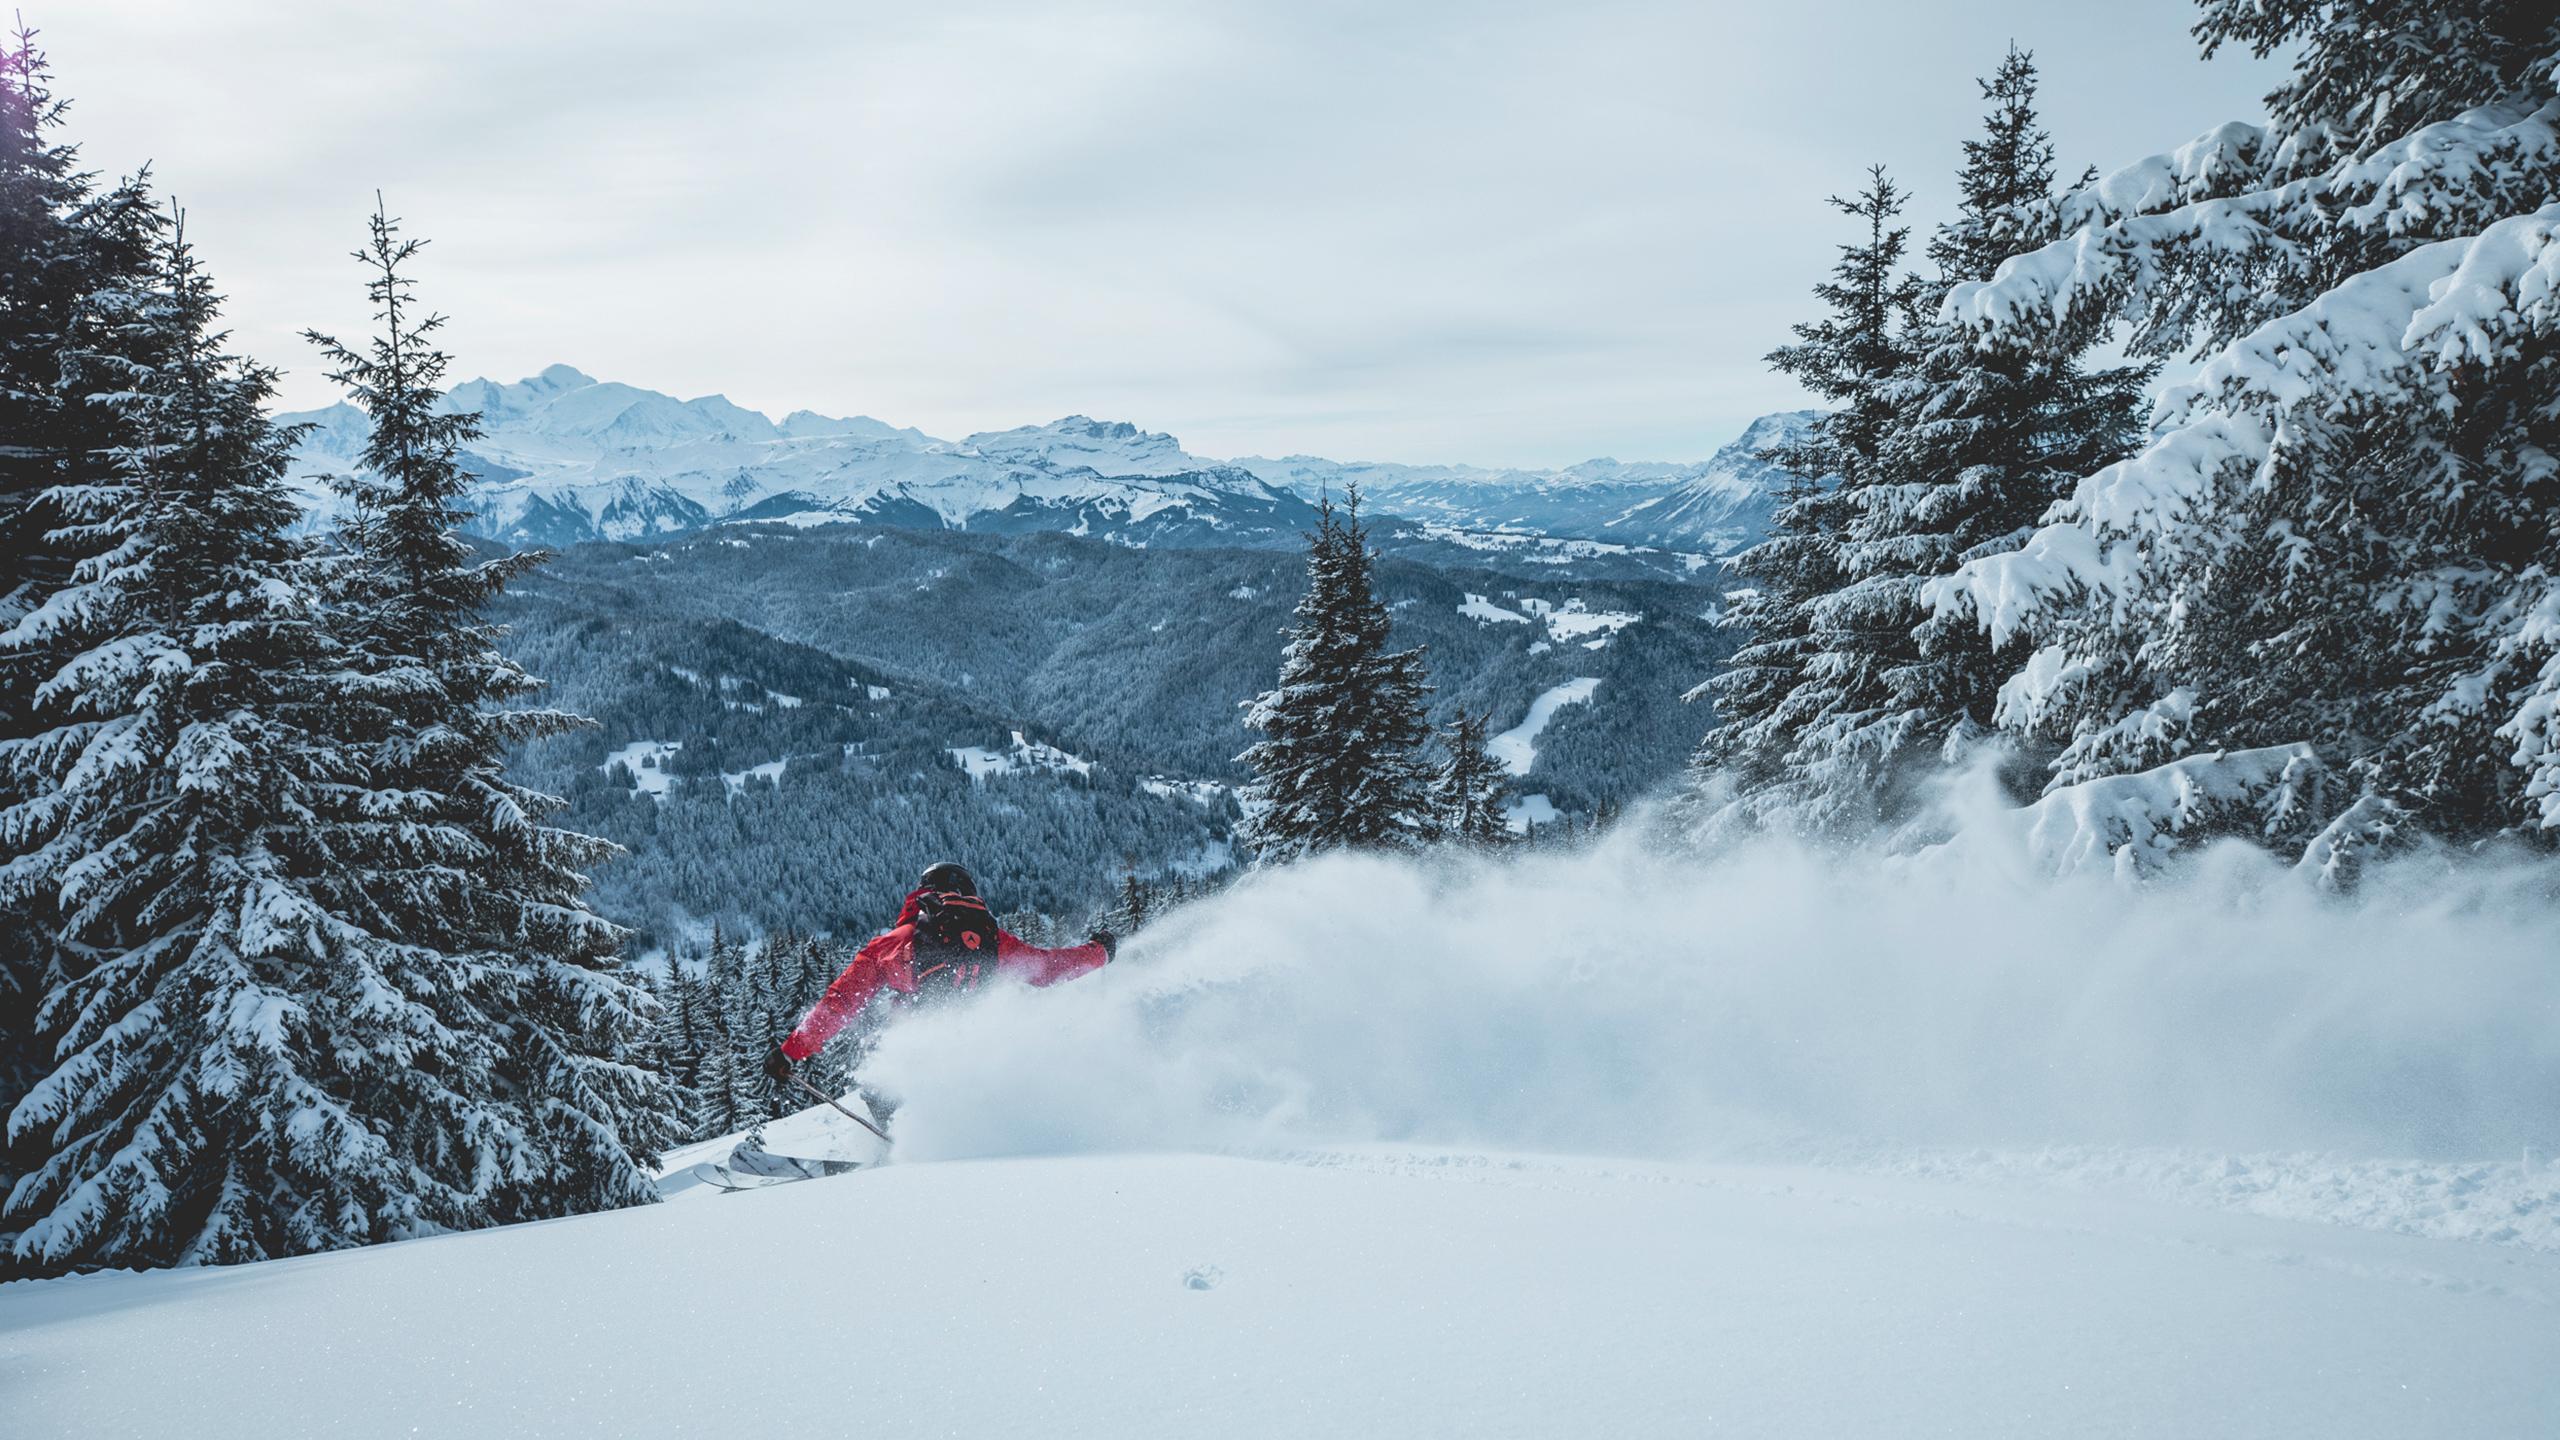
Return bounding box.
[50,0,2286,466]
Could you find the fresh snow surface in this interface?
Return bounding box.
[1487,676,1601,775]
[9,1148,2553,1438]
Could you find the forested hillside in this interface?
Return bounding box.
[497,520,1733,950]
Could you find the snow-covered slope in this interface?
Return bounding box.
[279,367,1810,556]
[8,1148,2553,1438]
[1599,408,1818,553]
[1488,675,1602,775]
[8,833,2560,1435]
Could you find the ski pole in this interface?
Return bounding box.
[792,1073,893,1145]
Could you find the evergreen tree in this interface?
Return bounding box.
[0,21,157,1273]
[785,933,857,1103]
[0,211,467,1271]
[647,964,707,1140]
[1785,50,2153,833]
[690,926,752,1136]
[1429,709,1511,846]
[1237,488,1435,861]
[1929,2,2560,862]
[1112,872,1152,932]
[303,200,668,1223]
[1691,167,1918,835]
[0,20,151,657]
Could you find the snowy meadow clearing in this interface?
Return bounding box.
[8,832,2557,1437]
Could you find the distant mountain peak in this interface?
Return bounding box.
[1053,416,1143,440]
[961,415,1195,478]
[278,364,1810,558]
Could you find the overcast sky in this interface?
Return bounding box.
[54,2,2284,467]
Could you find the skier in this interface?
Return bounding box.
[762,861,1115,1087]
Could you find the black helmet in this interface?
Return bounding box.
[919,861,977,896]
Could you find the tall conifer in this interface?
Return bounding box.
[1238,489,1435,861]
[1691,168,1917,835]
[304,201,667,1224]
[1430,710,1511,847]
[1783,52,2154,834]
[0,212,441,1272]
[0,24,157,1268]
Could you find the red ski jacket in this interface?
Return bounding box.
[779,887,1109,1061]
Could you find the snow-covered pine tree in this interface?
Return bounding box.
[304,200,669,1222]
[1689,167,1918,836]
[690,925,752,1136]
[1429,709,1511,846]
[0,20,150,665]
[1927,1,2560,867]
[1113,872,1151,932]
[646,964,708,1142]
[1237,488,1435,862]
[2,211,485,1273]
[0,24,158,1273]
[1787,50,2153,833]
[784,933,859,1104]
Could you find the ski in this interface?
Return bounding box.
[685,1140,872,1192]
[686,1157,866,1193]
[687,1162,806,1192]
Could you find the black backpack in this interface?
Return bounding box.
[909,889,1002,997]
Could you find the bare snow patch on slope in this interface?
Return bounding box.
[601,740,683,796]
[1522,597,1639,643]
[1141,776,1229,807]
[1487,677,1601,775]
[1460,593,1641,647]
[1459,592,1531,625]
[1503,792,1560,833]
[952,730,1096,783]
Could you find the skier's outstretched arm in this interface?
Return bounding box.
[780,928,917,1061]
[994,930,1112,987]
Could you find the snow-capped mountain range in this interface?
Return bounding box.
[279,365,1811,553]
[1235,408,1815,556]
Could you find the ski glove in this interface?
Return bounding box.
[1090,930,1118,961]
[763,1044,795,1085]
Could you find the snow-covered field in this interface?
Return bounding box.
[9,1147,2554,1438]
[7,837,2557,1436]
